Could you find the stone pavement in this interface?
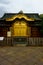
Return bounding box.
[0,46,43,65]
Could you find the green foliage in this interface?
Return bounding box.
[40,14,43,18]
[39,14,43,34]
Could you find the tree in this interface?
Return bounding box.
[39,14,43,35]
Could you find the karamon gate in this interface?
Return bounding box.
[8,14,32,44]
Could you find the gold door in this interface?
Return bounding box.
[11,21,27,36]
[11,21,31,37]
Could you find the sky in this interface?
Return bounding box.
[0,0,43,17]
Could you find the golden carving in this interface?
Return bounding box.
[11,21,31,37]
[6,14,34,21]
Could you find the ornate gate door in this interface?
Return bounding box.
[13,21,27,36]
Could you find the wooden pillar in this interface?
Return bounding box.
[27,26,31,37]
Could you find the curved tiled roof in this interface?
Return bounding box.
[1,13,41,20]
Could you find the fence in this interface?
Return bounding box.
[28,37,43,46]
[0,37,43,46]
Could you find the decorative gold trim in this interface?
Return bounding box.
[6,14,35,21]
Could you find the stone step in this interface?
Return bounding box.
[14,44,26,46]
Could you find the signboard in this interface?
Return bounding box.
[7,31,11,37]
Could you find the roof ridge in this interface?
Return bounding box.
[3,13,39,15]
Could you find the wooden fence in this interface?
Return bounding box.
[27,37,43,46]
[0,37,43,46]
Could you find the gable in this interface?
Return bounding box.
[5,13,34,21]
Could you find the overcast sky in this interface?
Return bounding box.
[0,0,43,17]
